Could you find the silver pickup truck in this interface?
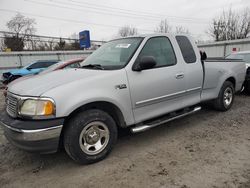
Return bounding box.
[0,34,246,164]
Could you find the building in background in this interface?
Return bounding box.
[198,38,250,58]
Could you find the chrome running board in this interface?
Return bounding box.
[131,106,201,133]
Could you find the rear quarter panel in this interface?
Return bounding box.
[201,60,245,101]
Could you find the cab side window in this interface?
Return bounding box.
[137,37,176,68]
[28,61,57,69]
[176,36,197,63]
[28,62,45,69]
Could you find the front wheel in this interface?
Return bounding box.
[213,81,235,111]
[63,109,118,164]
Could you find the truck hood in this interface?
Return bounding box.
[8,68,111,96]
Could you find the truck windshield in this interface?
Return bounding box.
[82,37,143,70]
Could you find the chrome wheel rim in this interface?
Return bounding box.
[79,121,110,155]
[224,87,233,107]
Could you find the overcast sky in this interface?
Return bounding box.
[0,0,250,41]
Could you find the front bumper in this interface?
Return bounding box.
[0,112,64,154]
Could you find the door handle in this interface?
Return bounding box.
[175,73,184,79]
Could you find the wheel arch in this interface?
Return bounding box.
[63,101,127,129]
[215,76,236,99]
[225,76,236,89]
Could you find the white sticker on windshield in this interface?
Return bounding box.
[115,44,131,48]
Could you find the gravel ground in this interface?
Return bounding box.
[0,92,250,188]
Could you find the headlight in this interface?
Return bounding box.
[19,98,55,117]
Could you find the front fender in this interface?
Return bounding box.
[41,70,135,126]
[52,89,134,126]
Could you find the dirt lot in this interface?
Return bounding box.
[0,92,250,188]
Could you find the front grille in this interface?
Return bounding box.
[6,93,19,118]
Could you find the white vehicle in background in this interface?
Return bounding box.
[226,51,250,93]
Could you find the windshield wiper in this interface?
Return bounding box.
[81,64,104,70]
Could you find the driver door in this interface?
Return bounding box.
[126,36,186,123]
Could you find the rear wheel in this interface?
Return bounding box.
[63,109,117,164]
[213,81,234,111]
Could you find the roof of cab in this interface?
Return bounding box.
[111,33,189,41]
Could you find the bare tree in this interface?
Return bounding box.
[238,9,250,39]
[4,13,36,51]
[155,19,190,35]
[0,38,5,51]
[69,33,80,50]
[175,26,190,34]
[7,13,36,36]
[4,36,24,51]
[155,19,172,33]
[118,25,138,37]
[34,39,55,51]
[208,8,250,41]
[54,38,66,50]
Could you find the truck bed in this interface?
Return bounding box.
[205,58,244,62]
[201,59,246,101]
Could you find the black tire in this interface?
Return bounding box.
[64,109,117,164]
[244,81,250,95]
[213,81,235,111]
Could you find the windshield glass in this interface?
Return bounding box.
[226,54,244,60]
[23,62,34,69]
[226,53,250,63]
[82,37,143,70]
[23,61,58,69]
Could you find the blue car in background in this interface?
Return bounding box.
[2,60,59,84]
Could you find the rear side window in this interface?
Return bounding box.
[137,36,176,68]
[176,36,196,63]
[28,62,45,69]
